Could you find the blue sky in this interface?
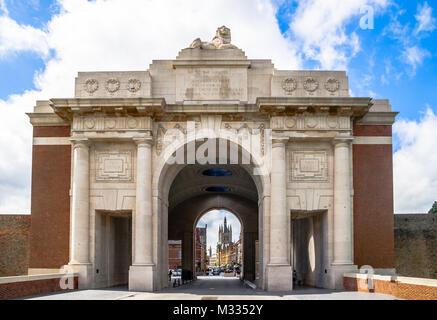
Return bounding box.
[1,1,435,123]
[0,0,436,213]
[0,0,57,98]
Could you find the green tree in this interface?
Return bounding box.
[429,201,437,214]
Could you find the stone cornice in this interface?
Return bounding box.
[27,97,396,128]
[26,112,70,126]
[257,97,372,117]
[49,98,166,121]
[172,60,251,68]
[355,111,399,125]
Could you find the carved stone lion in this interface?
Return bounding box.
[189,26,238,50]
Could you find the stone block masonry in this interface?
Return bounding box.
[0,215,30,277]
[395,214,437,279]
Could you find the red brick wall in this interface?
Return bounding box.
[33,126,71,138]
[168,243,182,270]
[344,276,437,300]
[0,276,78,300]
[29,126,71,269]
[353,125,392,137]
[353,125,395,269]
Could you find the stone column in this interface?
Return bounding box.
[266,138,293,291]
[329,138,357,289]
[129,137,155,292]
[69,138,92,289]
[182,232,194,281]
[243,232,257,282]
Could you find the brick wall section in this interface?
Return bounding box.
[344,275,437,300]
[353,125,392,137]
[168,242,182,270]
[395,214,437,279]
[0,215,30,277]
[29,126,71,269]
[33,126,71,138]
[353,125,395,268]
[0,276,78,300]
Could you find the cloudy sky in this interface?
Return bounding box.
[198,209,241,255]
[0,0,436,214]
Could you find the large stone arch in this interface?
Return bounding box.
[152,135,270,290]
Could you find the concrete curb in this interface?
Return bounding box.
[244,280,257,289]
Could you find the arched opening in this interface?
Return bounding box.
[155,137,267,291]
[195,209,242,279]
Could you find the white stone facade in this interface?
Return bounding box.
[27,27,397,292]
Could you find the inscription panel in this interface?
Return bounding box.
[291,151,328,182]
[96,151,133,181]
[176,68,247,102]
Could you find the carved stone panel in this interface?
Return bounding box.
[74,71,151,98]
[290,151,328,182]
[73,116,152,132]
[96,151,133,181]
[271,116,351,131]
[175,67,248,102]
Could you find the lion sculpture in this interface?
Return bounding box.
[189,26,238,50]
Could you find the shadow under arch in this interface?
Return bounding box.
[153,136,269,290]
[169,193,259,283]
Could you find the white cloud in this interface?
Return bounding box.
[394,107,437,213]
[0,3,49,59]
[198,210,241,255]
[383,4,434,78]
[0,92,35,213]
[287,0,389,70]
[0,0,7,15]
[414,1,436,35]
[402,45,430,76]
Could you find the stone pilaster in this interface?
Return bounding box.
[69,138,92,289]
[329,137,357,289]
[129,137,155,292]
[266,138,293,291]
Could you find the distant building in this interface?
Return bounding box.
[195,225,208,273]
[168,240,182,270]
[232,239,242,265]
[216,216,239,267]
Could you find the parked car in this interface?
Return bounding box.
[212,268,220,276]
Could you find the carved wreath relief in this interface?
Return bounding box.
[280,77,341,95]
[325,78,340,93]
[84,79,99,95]
[127,79,141,93]
[303,77,319,93]
[281,78,297,95]
[105,78,120,93]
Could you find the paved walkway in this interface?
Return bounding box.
[23,276,397,300]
